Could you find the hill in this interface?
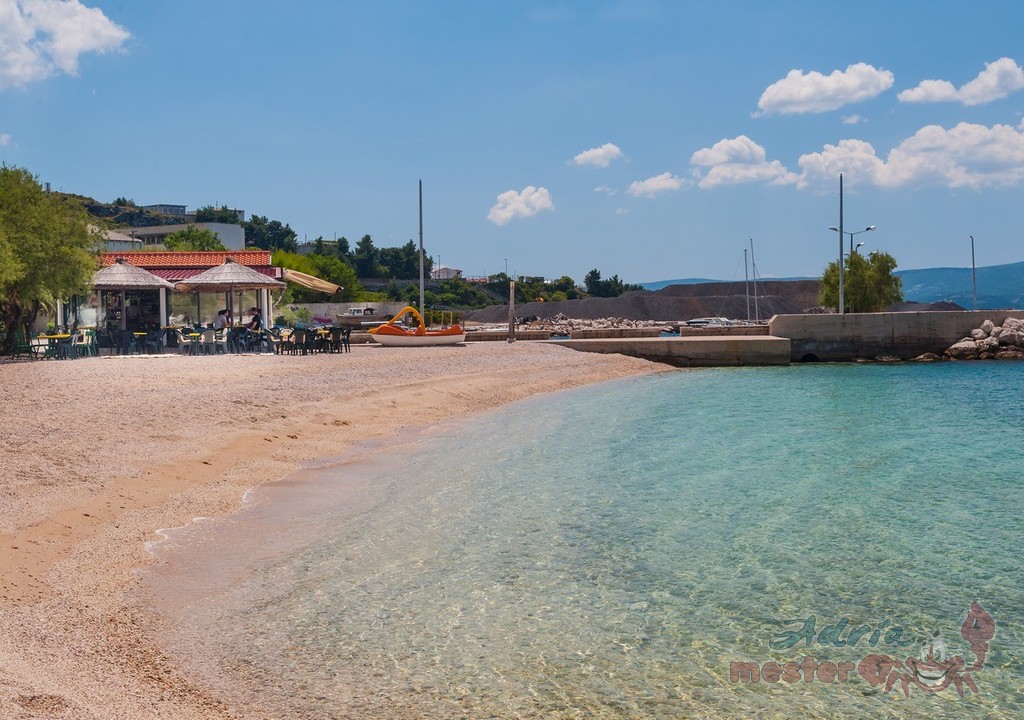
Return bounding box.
[897,262,1024,309]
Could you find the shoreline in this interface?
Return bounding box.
[0,344,663,719]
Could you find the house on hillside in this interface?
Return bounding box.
[116,222,246,250]
[431,265,462,280]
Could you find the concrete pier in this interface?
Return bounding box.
[552,335,791,367]
[770,310,1024,362]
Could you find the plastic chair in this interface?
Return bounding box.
[144,329,164,354]
[175,329,194,355]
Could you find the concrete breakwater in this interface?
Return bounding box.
[770,310,1024,362]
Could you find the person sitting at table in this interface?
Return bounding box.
[213,309,231,331]
[246,307,263,331]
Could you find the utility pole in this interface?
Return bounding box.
[971,235,977,310]
[838,174,845,315]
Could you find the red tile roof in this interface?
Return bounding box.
[100,251,272,269]
[149,267,280,281]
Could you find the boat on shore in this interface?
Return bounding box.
[334,307,390,328]
[369,306,466,346]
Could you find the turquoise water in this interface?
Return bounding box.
[146,362,1024,719]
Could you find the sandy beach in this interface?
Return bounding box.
[0,342,661,719]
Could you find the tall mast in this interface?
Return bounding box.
[750,238,759,322]
[744,248,750,322]
[418,179,424,318]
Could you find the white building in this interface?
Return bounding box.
[431,265,462,280]
[116,222,246,250]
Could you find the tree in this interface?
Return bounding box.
[0,165,98,352]
[163,224,227,251]
[245,214,298,252]
[336,237,353,265]
[378,240,422,279]
[354,234,383,277]
[583,268,641,298]
[194,205,241,224]
[819,250,902,312]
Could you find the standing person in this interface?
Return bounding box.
[247,306,263,331]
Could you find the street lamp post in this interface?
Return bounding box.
[970,235,977,310]
[829,220,875,314]
[829,225,876,255]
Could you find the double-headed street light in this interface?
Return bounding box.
[827,225,876,259]
[829,224,876,256]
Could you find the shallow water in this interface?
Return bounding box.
[143,362,1024,719]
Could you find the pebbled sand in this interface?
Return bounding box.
[0,342,662,719]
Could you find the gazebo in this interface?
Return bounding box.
[175,258,286,324]
[90,258,175,331]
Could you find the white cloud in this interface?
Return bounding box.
[842,114,864,125]
[487,186,554,225]
[756,63,894,115]
[0,133,10,145]
[690,135,797,188]
[0,0,129,90]
[614,207,628,215]
[572,142,623,167]
[898,57,1024,106]
[797,122,1024,190]
[593,185,617,195]
[626,172,683,197]
[796,139,885,190]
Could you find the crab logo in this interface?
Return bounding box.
[858,602,995,697]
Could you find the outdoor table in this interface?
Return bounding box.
[39,333,73,359]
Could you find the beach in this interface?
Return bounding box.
[0,343,662,719]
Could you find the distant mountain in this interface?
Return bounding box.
[896,262,1024,309]
[642,261,1024,309]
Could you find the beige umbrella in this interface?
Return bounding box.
[92,258,175,333]
[92,257,175,290]
[175,257,285,324]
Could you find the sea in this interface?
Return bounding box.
[142,361,1024,719]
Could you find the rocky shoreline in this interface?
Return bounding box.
[943,317,1024,360]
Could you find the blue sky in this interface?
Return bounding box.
[2,1,1023,285]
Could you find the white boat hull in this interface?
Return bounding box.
[371,333,466,347]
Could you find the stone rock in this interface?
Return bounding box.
[875,355,902,363]
[981,336,1000,351]
[997,328,1019,346]
[1004,317,1023,332]
[945,340,979,360]
[980,319,996,334]
[996,348,1024,360]
[971,328,987,340]
[911,352,942,362]
[980,352,994,360]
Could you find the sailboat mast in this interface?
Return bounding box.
[418,179,425,318]
[744,248,750,322]
[750,238,759,322]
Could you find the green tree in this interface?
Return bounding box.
[584,268,639,297]
[245,214,298,252]
[378,240,423,279]
[354,234,383,277]
[0,166,98,352]
[194,205,241,223]
[163,224,227,251]
[336,236,353,265]
[819,250,902,312]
